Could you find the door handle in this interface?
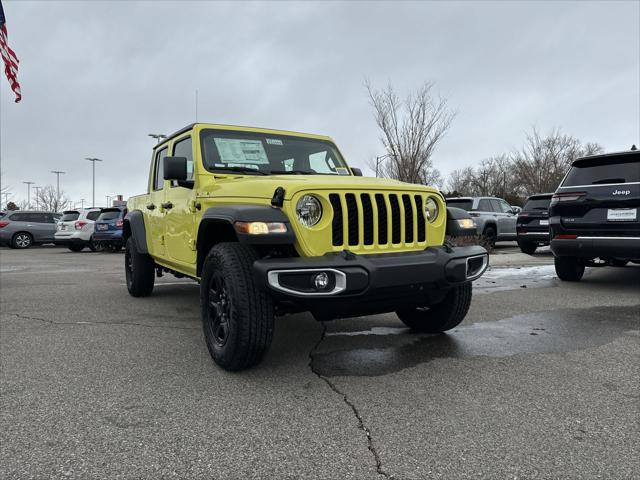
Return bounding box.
[161,202,173,210]
[146,204,156,210]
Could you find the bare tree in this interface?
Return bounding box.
[512,128,603,194]
[366,80,455,186]
[34,185,72,212]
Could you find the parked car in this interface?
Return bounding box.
[446,196,518,247]
[93,207,127,251]
[54,208,103,252]
[516,193,553,254]
[123,122,486,371]
[0,210,61,249]
[550,148,639,281]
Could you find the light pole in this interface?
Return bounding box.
[51,170,65,208]
[33,186,42,210]
[85,158,103,207]
[148,133,167,144]
[105,194,114,207]
[23,181,35,209]
[80,198,85,209]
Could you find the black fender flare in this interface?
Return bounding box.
[197,205,296,246]
[123,210,149,254]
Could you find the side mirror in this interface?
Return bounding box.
[511,206,521,215]
[163,156,187,181]
[351,167,363,176]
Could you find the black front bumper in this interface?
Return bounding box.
[253,246,488,318]
[551,236,640,260]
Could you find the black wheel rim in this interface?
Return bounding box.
[206,272,231,347]
[125,247,133,286]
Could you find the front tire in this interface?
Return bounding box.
[125,237,155,297]
[201,242,274,371]
[397,282,472,333]
[483,226,497,249]
[554,256,585,281]
[12,232,33,249]
[518,241,537,255]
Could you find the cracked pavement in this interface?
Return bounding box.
[1,246,639,479]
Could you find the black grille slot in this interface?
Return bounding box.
[375,194,388,244]
[345,193,359,246]
[329,194,343,246]
[402,195,414,243]
[361,194,374,245]
[415,195,426,242]
[389,194,401,244]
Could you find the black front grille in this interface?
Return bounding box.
[375,194,388,244]
[389,194,401,244]
[361,194,374,245]
[329,194,343,246]
[328,192,429,249]
[345,193,359,246]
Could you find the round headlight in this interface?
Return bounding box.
[296,195,322,227]
[424,197,439,223]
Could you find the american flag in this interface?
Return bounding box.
[0,0,21,103]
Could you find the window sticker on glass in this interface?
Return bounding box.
[336,167,350,175]
[266,138,283,146]
[214,138,270,164]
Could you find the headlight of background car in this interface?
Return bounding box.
[424,197,439,223]
[296,195,322,227]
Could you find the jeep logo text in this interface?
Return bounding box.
[612,189,631,196]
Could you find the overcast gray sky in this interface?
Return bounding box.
[1,0,638,207]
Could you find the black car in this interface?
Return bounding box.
[549,148,639,281]
[516,193,553,254]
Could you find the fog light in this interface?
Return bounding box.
[313,272,329,290]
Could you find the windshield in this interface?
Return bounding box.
[200,129,351,175]
[523,197,551,211]
[446,199,473,211]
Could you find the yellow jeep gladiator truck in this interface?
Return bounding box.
[125,123,488,370]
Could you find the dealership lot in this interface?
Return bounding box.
[1,246,639,479]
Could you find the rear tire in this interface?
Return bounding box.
[397,283,472,333]
[518,241,537,255]
[125,237,155,297]
[201,242,274,371]
[68,244,84,252]
[483,226,497,249]
[12,232,33,249]
[554,256,585,281]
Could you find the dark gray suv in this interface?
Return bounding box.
[0,211,61,249]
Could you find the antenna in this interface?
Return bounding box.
[195,89,198,123]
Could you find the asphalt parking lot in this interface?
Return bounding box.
[1,245,639,479]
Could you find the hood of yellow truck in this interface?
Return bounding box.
[197,174,440,200]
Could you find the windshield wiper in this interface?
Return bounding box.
[214,167,267,175]
[269,170,315,175]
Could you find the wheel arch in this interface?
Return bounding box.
[196,206,295,277]
[123,210,149,254]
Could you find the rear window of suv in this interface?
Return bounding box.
[563,155,640,186]
[523,197,551,211]
[98,209,122,221]
[61,211,80,221]
[446,199,473,211]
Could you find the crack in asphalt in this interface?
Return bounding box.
[309,322,392,479]
[5,313,199,331]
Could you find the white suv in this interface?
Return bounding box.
[54,208,103,252]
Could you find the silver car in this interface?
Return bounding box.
[446,197,518,246]
[0,210,61,249]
